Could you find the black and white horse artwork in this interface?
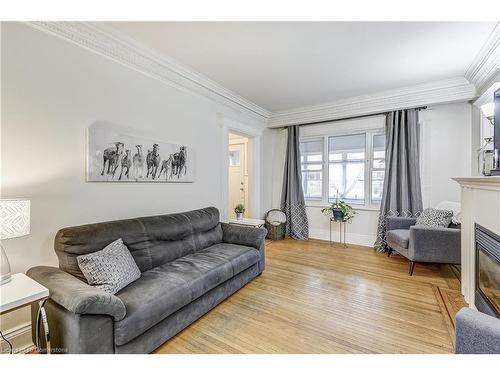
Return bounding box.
[171,146,187,178]
[157,154,173,180]
[132,145,145,180]
[119,149,131,180]
[146,144,160,179]
[101,142,124,177]
[88,124,193,182]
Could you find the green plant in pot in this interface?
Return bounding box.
[321,194,356,223]
[234,204,245,220]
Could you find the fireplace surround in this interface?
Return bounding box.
[475,224,500,318]
[453,176,500,310]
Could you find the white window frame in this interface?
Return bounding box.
[300,129,385,211]
[300,140,324,201]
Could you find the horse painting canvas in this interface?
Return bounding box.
[87,123,195,182]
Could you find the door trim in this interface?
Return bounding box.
[218,113,262,222]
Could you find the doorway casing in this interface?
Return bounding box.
[218,113,262,222]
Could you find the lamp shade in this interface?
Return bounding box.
[0,199,31,240]
[481,102,495,120]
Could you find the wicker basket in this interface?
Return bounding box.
[265,209,287,240]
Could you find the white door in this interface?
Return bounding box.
[228,143,247,218]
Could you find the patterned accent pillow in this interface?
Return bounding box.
[77,238,140,294]
[415,208,453,228]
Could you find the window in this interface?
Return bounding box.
[329,134,366,205]
[300,130,385,208]
[229,150,240,166]
[300,139,323,199]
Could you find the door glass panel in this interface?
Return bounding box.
[229,150,240,166]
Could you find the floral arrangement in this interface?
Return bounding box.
[234,204,246,214]
[320,191,356,222]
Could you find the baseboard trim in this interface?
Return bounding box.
[307,237,374,250]
[308,228,376,247]
[0,321,35,354]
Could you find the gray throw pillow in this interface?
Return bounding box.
[77,238,140,294]
[416,208,453,228]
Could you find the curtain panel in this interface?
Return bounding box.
[281,125,309,240]
[375,109,423,251]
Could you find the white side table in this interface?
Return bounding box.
[0,273,50,354]
[228,218,266,228]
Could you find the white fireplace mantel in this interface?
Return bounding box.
[452,176,500,308]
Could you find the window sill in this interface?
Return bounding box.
[305,201,381,212]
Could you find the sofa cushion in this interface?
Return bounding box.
[77,238,141,294]
[114,243,260,346]
[386,229,410,250]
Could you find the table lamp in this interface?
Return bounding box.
[0,199,30,285]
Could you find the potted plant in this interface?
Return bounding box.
[321,195,356,223]
[234,204,245,220]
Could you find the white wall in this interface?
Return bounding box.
[420,102,473,207]
[0,22,268,350]
[270,102,473,247]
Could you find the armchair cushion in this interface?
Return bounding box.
[27,266,126,321]
[386,229,410,250]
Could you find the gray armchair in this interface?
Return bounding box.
[455,307,500,354]
[385,216,461,275]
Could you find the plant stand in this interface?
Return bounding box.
[329,217,347,247]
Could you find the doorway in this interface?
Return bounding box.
[228,132,250,219]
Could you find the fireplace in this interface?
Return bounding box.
[475,224,500,318]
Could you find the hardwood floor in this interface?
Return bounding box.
[154,239,466,354]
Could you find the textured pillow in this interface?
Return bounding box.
[435,201,462,224]
[416,208,453,228]
[77,238,140,294]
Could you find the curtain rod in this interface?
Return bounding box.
[280,106,428,128]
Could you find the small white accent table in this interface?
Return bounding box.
[0,273,50,354]
[228,218,265,228]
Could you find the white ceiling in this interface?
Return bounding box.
[107,22,496,112]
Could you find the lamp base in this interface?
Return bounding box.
[1,244,12,285]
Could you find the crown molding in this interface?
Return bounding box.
[465,22,500,94]
[26,22,271,122]
[23,22,488,129]
[268,77,476,128]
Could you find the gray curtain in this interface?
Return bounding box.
[281,125,309,240]
[375,109,423,251]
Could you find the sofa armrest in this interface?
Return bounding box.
[455,307,500,354]
[27,266,126,321]
[386,216,417,231]
[221,223,267,250]
[409,225,461,263]
[221,223,267,272]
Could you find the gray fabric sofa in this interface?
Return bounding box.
[385,216,461,275]
[27,207,267,354]
[455,307,500,354]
